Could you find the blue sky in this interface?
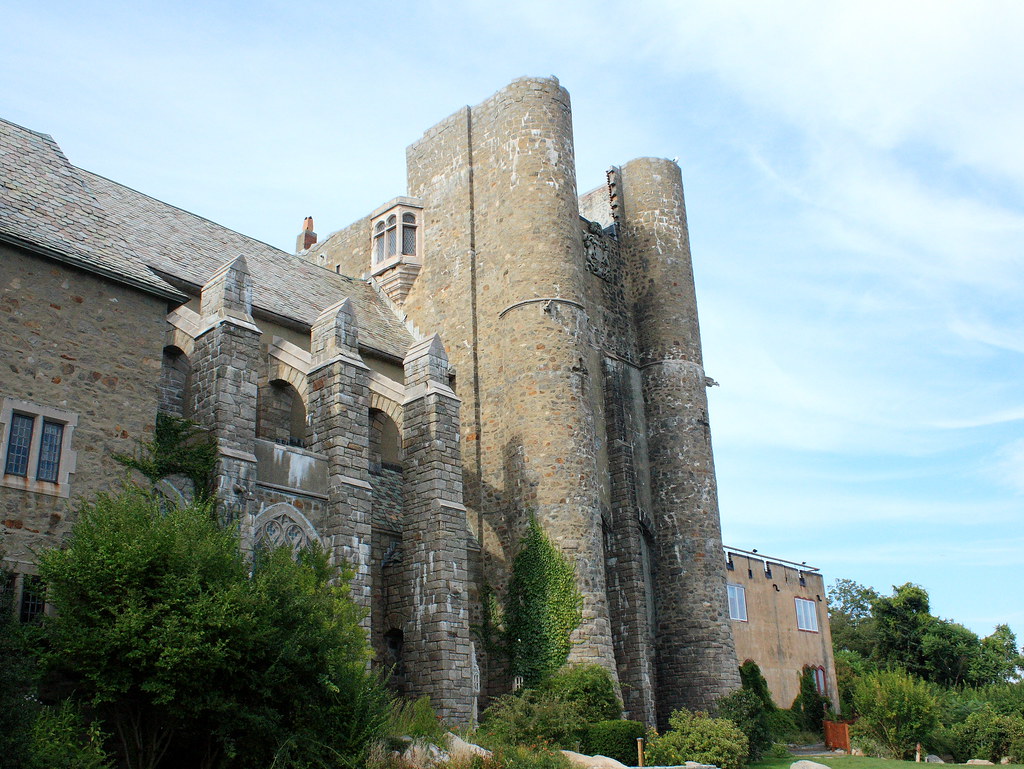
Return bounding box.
[3,1,1022,642]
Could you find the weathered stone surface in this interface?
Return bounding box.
[561,750,631,769]
[925,754,945,763]
[791,761,832,769]
[966,760,994,765]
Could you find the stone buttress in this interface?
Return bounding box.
[618,157,740,720]
[307,298,373,618]
[191,255,260,522]
[401,334,474,723]
[404,77,619,692]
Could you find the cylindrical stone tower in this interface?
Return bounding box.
[404,77,619,692]
[618,158,740,721]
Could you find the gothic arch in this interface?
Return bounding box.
[369,391,402,431]
[252,502,321,554]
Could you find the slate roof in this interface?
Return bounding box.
[0,116,415,360]
[83,171,415,359]
[0,117,182,299]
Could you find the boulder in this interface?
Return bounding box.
[445,733,491,760]
[791,761,832,769]
[966,761,994,765]
[925,755,944,763]
[561,750,631,769]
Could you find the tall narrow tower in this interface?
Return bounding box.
[619,158,740,719]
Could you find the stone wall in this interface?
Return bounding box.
[0,244,168,567]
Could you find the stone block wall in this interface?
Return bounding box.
[0,245,168,567]
[618,158,740,719]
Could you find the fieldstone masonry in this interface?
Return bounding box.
[401,335,474,722]
[307,77,740,726]
[191,256,261,524]
[307,299,374,617]
[1,76,740,730]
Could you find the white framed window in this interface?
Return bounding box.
[369,200,422,272]
[727,583,747,621]
[1,398,78,497]
[795,597,819,632]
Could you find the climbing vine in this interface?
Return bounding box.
[503,516,584,687]
[114,412,218,504]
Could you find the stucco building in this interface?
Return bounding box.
[724,546,839,712]
[1,76,740,726]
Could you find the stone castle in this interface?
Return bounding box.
[0,76,739,726]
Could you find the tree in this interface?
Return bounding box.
[872,582,931,677]
[828,578,879,656]
[852,668,939,759]
[972,625,1024,686]
[922,619,982,688]
[37,486,390,769]
[504,517,583,687]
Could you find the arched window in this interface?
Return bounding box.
[401,213,417,255]
[373,220,386,263]
[385,214,398,258]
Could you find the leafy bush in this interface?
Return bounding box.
[26,702,113,769]
[852,669,939,759]
[765,708,798,741]
[477,689,584,751]
[738,660,776,711]
[0,573,36,769]
[791,667,827,735]
[36,486,392,769]
[582,720,646,765]
[766,741,792,759]
[715,688,773,761]
[540,665,621,723]
[644,709,748,769]
[485,743,572,769]
[945,706,1024,763]
[388,696,447,745]
[833,649,872,718]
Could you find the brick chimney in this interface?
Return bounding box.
[295,216,317,252]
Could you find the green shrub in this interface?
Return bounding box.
[582,720,646,765]
[541,665,621,723]
[644,709,748,769]
[765,708,798,741]
[486,743,572,769]
[389,696,447,744]
[766,741,792,759]
[715,688,773,761]
[945,706,1024,763]
[852,669,939,759]
[738,660,776,711]
[477,690,584,751]
[26,702,113,769]
[791,667,827,735]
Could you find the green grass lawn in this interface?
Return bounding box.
[750,757,1024,769]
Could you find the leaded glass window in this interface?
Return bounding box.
[37,420,64,482]
[4,413,33,476]
[402,213,416,255]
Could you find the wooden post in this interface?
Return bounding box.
[916,743,922,762]
[637,737,645,767]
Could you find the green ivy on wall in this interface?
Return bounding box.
[114,412,218,504]
[503,516,583,687]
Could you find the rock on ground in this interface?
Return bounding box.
[791,761,832,769]
[925,755,945,763]
[445,733,491,760]
[561,750,631,769]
